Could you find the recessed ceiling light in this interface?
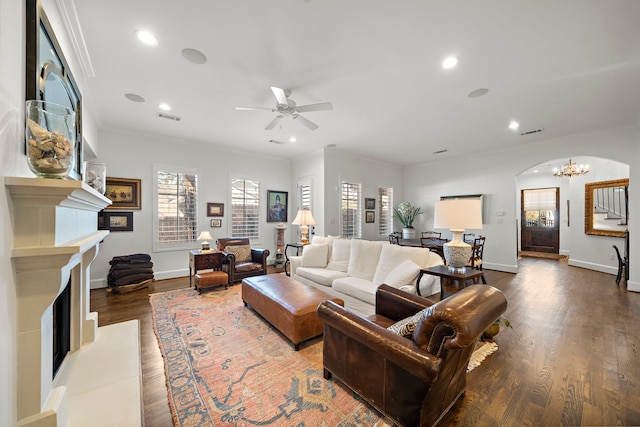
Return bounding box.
[442,56,459,69]
[124,93,145,103]
[289,136,297,143]
[181,48,207,65]
[135,30,158,46]
[468,88,489,98]
[158,103,171,111]
[508,121,520,130]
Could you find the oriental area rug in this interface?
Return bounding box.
[150,287,495,426]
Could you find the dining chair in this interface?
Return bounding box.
[388,232,400,245]
[468,236,487,284]
[421,230,442,240]
[420,237,445,258]
[463,233,479,244]
[613,245,628,285]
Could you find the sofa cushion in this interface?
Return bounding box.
[372,244,431,286]
[383,259,421,289]
[387,308,429,338]
[347,240,387,281]
[225,245,252,263]
[301,243,329,268]
[296,267,348,287]
[311,235,339,260]
[327,238,351,272]
[332,277,379,305]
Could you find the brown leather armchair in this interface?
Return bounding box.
[216,237,270,283]
[317,284,507,427]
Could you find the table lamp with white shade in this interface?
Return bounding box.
[292,207,316,244]
[197,230,213,251]
[433,199,483,271]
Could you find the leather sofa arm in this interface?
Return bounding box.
[222,251,236,283]
[251,248,270,266]
[317,300,441,382]
[375,284,435,321]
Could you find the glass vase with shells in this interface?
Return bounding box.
[25,100,76,179]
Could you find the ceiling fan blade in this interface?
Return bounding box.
[270,87,289,106]
[235,106,275,111]
[296,102,334,112]
[265,115,282,130]
[293,114,319,130]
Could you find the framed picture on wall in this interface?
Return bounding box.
[207,203,224,217]
[98,211,133,232]
[365,211,375,223]
[105,177,141,210]
[267,190,288,222]
[210,219,222,227]
[365,198,375,210]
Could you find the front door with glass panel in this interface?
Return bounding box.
[521,188,559,253]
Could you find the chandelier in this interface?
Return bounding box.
[553,158,590,178]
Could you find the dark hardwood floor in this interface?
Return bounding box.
[90,258,640,426]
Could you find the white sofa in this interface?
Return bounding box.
[289,236,444,316]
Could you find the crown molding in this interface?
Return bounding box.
[55,0,95,78]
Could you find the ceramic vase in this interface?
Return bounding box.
[402,227,416,239]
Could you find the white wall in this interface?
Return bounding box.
[90,129,293,286]
[404,126,639,289]
[323,149,404,240]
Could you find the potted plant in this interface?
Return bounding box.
[483,315,512,340]
[393,202,423,239]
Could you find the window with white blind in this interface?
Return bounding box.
[300,183,311,210]
[340,181,361,239]
[231,177,260,238]
[523,187,558,228]
[378,186,393,235]
[154,166,198,251]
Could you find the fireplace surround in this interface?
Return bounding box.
[6,177,112,426]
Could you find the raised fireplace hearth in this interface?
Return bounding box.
[6,177,111,426]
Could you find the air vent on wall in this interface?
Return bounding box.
[520,128,543,136]
[156,112,182,121]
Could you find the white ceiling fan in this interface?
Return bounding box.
[236,86,333,130]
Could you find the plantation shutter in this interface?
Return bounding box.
[156,170,198,245]
[341,181,361,239]
[378,186,393,235]
[231,178,260,238]
[300,184,311,210]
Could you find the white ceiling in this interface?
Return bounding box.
[71,0,640,167]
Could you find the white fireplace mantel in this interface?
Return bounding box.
[6,177,114,426]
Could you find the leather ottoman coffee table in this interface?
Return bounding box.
[241,274,344,350]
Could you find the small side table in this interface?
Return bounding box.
[189,249,219,287]
[418,265,484,299]
[284,243,304,276]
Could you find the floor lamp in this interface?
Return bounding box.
[292,207,316,244]
[433,199,483,271]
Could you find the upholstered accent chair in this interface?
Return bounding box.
[216,237,270,283]
[317,284,507,427]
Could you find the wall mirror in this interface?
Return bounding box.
[25,0,83,180]
[584,178,629,237]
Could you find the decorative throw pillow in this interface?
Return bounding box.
[326,238,351,272]
[387,308,429,338]
[301,243,329,268]
[225,245,252,263]
[383,259,421,289]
